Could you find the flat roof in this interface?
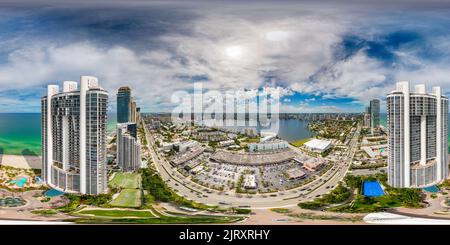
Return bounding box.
[211,149,295,165]
[304,139,332,150]
[286,168,306,179]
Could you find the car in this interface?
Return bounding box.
[239,205,250,208]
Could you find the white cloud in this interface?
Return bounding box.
[1,5,450,113]
[291,50,390,104]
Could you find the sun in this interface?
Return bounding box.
[224,45,244,59]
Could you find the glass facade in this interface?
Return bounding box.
[370,99,380,128]
[117,87,131,123]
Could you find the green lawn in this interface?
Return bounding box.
[77,209,154,218]
[290,138,311,147]
[71,215,244,224]
[110,173,141,189]
[110,189,142,208]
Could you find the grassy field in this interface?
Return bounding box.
[110,189,142,208]
[77,209,154,218]
[290,138,311,147]
[109,173,141,189]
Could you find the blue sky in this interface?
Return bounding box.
[1,1,450,113]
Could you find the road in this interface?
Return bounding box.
[142,120,361,209]
[363,212,450,224]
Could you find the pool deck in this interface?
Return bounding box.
[0,189,71,221]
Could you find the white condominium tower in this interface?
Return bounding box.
[387,81,448,188]
[117,122,141,172]
[41,76,109,195]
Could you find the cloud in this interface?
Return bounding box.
[0,2,450,112]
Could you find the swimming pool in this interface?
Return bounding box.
[423,185,440,193]
[45,189,65,197]
[0,197,26,207]
[363,180,384,197]
[10,177,27,187]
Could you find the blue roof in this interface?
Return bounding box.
[363,180,384,197]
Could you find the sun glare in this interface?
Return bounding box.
[224,45,244,59]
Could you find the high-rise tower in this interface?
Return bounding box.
[370,99,380,131]
[41,76,108,194]
[387,81,448,188]
[117,86,131,123]
[117,123,141,172]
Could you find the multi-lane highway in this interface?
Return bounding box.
[142,120,361,209]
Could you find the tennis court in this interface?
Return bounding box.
[363,180,384,197]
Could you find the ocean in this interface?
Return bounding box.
[0,113,449,156]
[0,113,116,155]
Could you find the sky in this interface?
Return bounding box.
[1,0,450,113]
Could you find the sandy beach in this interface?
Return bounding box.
[0,154,41,169]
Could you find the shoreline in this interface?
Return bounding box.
[0,154,41,169]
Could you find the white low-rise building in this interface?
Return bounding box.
[174,140,200,153]
[361,144,388,158]
[219,140,235,147]
[304,139,332,153]
[248,140,288,152]
[242,174,257,189]
[161,142,175,151]
[190,165,204,175]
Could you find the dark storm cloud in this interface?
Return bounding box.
[0,3,199,52]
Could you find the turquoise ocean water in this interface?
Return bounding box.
[0,113,116,155]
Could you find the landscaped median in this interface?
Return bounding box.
[298,184,352,210]
[68,206,244,224]
[74,208,156,218]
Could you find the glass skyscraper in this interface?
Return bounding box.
[117,86,131,123]
[370,99,380,129]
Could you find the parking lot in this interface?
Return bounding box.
[176,151,336,194]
